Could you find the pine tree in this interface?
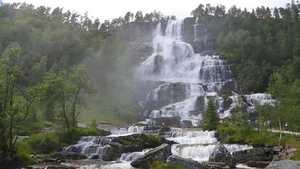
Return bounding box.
[202,99,220,131]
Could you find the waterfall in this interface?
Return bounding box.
[62,136,112,160]
[166,129,217,144]
[136,20,238,126]
[119,149,152,162]
[171,143,252,162]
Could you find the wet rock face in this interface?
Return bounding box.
[182,17,219,55]
[130,143,172,169]
[209,142,236,168]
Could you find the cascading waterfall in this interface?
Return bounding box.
[163,128,253,162]
[171,143,252,162]
[136,19,275,127]
[51,19,273,169]
[62,136,112,160]
[137,20,237,126]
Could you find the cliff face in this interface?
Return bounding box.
[127,17,220,56]
[182,17,219,55]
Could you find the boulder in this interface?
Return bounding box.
[167,155,206,169]
[130,143,172,169]
[54,152,87,160]
[232,147,273,163]
[265,160,300,169]
[209,142,236,168]
[247,160,270,168]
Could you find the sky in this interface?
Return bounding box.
[2,0,291,22]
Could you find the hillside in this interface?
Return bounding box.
[0,2,300,130]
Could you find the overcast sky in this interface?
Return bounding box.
[3,0,291,22]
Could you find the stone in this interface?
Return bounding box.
[247,160,270,168]
[54,152,87,160]
[209,142,236,168]
[265,160,300,169]
[130,143,172,169]
[233,147,273,163]
[167,155,206,169]
[273,146,284,152]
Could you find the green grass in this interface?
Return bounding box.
[79,93,137,125]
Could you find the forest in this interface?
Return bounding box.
[1,1,300,166]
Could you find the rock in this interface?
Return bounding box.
[130,143,172,169]
[111,133,162,149]
[153,54,163,74]
[247,160,270,168]
[265,160,300,169]
[158,126,171,133]
[233,147,273,163]
[109,142,122,147]
[167,155,206,169]
[273,145,284,152]
[202,161,228,169]
[209,142,236,168]
[54,152,87,160]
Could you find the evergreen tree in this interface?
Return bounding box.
[202,99,220,131]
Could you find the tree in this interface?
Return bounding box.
[266,73,287,99]
[202,99,220,131]
[40,66,97,128]
[0,46,39,154]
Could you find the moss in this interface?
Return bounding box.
[150,161,184,169]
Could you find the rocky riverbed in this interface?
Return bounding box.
[23,125,299,169]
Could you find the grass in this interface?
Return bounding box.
[217,122,290,145]
[79,93,137,125]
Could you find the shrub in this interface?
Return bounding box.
[27,132,61,154]
[27,127,111,154]
[15,141,36,167]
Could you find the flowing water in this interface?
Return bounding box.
[137,19,275,127]
[31,19,273,169]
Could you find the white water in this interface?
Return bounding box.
[62,136,112,159]
[136,20,238,126]
[167,129,217,144]
[53,20,267,169]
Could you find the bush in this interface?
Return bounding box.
[27,127,111,154]
[15,141,36,167]
[57,127,111,144]
[27,132,61,154]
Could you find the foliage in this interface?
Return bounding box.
[123,134,161,147]
[150,161,184,169]
[39,66,97,129]
[27,132,61,154]
[57,127,110,145]
[202,99,220,131]
[26,127,110,154]
[15,141,35,167]
[0,45,40,154]
[217,123,278,145]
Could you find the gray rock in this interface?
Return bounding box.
[265,160,300,169]
[209,142,236,168]
[130,143,172,169]
[167,155,206,169]
[54,152,87,160]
